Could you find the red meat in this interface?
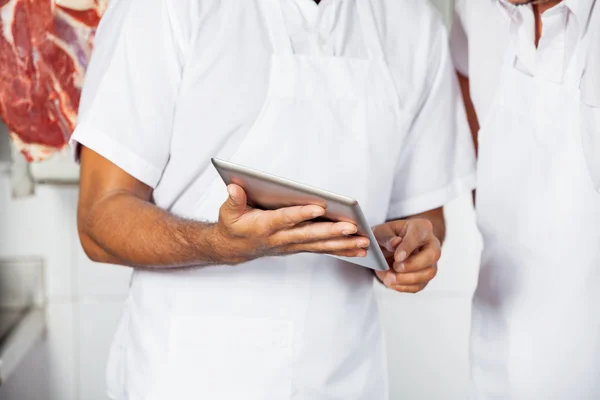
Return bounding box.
[0,0,106,162]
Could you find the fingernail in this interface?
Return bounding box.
[227,186,235,197]
[342,227,357,235]
[312,209,323,218]
[357,240,370,249]
[398,263,405,272]
[397,250,407,262]
[385,274,396,286]
[360,250,367,257]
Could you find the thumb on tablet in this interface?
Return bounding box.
[222,184,248,219]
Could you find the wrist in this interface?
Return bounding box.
[205,222,247,265]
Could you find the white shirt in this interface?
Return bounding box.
[72,0,475,221]
[451,0,599,122]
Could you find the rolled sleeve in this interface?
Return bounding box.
[71,0,187,188]
[387,16,476,220]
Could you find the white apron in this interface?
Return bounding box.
[106,1,409,399]
[470,5,600,399]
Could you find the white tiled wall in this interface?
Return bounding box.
[75,246,131,299]
[0,176,131,400]
[0,184,74,300]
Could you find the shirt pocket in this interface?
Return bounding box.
[158,315,294,400]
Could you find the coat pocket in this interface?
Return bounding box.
[159,315,294,400]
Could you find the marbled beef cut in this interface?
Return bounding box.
[0,0,107,162]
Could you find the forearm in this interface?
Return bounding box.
[79,192,223,269]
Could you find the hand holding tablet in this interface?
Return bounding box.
[212,158,390,271]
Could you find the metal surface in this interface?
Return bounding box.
[29,150,80,185]
[0,118,79,192]
[0,309,45,386]
[0,122,10,174]
[10,142,35,197]
[0,258,46,386]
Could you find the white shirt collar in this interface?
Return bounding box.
[495,0,595,38]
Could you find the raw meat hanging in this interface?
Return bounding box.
[0,0,108,162]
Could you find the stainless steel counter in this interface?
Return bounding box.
[0,308,45,385]
[0,258,46,386]
[0,310,24,340]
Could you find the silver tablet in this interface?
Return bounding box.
[211,158,390,272]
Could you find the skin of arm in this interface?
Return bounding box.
[78,143,445,293]
[77,147,225,269]
[457,73,480,157]
[77,146,369,269]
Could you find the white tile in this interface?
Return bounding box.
[77,301,126,400]
[75,243,131,299]
[0,303,78,400]
[0,180,78,300]
[378,293,472,400]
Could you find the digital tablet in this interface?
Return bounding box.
[211,158,390,272]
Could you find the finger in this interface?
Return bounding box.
[379,236,402,254]
[380,236,402,262]
[219,184,249,222]
[388,284,428,294]
[394,222,432,266]
[330,249,368,258]
[270,221,358,246]
[374,224,403,252]
[263,205,326,232]
[284,236,370,255]
[393,240,441,273]
[375,271,397,287]
[390,265,438,286]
